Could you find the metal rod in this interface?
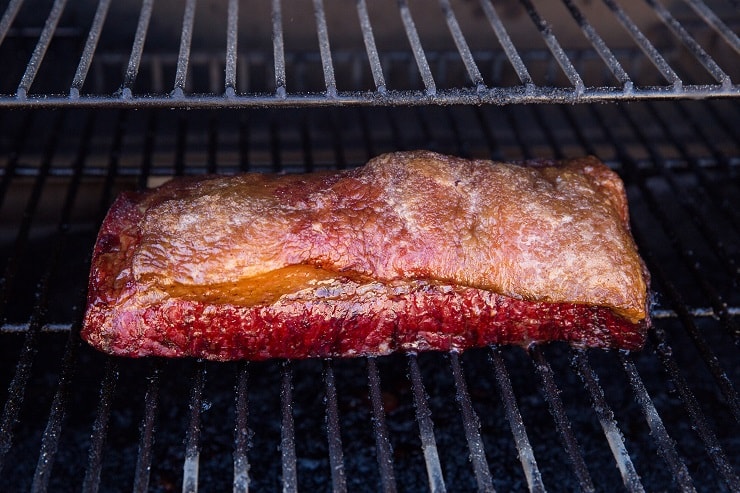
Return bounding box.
[619,353,697,493]
[70,0,112,97]
[0,110,65,475]
[16,0,68,98]
[323,360,347,493]
[271,0,286,97]
[644,0,730,87]
[0,85,736,108]
[137,110,158,190]
[449,352,495,492]
[438,0,484,89]
[397,0,436,95]
[489,347,545,493]
[207,114,218,174]
[600,0,681,88]
[81,360,119,493]
[408,355,446,492]
[681,0,740,54]
[649,327,740,490]
[529,347,595,493]
[618,103,739,284]
[355,0,386,92]
[571,350,645,493]
[588,103,739,343]
[233,363,250,493]
[670,102,740,233]
[224,0,239,95]
[518,0,584,93]
[313,0,337,97]
[122,0,155,97]
[31,331,79,493]
[560,0,632,90]
[238,113,251,172]
[182,362,206,493]
[132,362,161,493]
[0,0,25,48]
[301,114,315,173]
[29,111,95,492]
[280,361,297,493]
[478,0,533,87]
[173,0,197,96]
[366,357,397,493]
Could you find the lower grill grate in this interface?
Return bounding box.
[0,100,738,492]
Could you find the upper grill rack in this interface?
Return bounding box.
[0,0,737,108]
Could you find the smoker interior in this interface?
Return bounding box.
[0,102,737,492]
[0,0,739,492]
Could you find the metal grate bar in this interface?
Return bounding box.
[238,114,251,172]
[619,104,738,284]
[448,352,495,492]
[328,111,347,169]
[650,327,740,490]
[271,0,286,97]
[601,0,681,89]
[671,103,740,232]
[408,355,446,492]
[173,0,197,97]
[132,363,161,493]
[0,111,65,476]
[16,0,68,98]
[366,357,397,493]
[301,114,315,174]
[30,112,95,492]
[473,107,504,161]
[634,235,740,422]
[323,360,347,493]
[590,104,739,342]
[438,0,484,89]
[530,105,565,159]
[174,114,188,177]
[571,351,645,493]
[518,0,584,93]
[355,0,386,92]
[489,347,545,493]
[224,0,238,95]
[529,347,595,493]
[182,362,206,493]
[30,334,77,493]
[649,101,740,230]
[121,0,154,98]
[70,0,112,97]
[644,0,730,87]
[207,115,218,173]
[619,353,697,493]
[397,0,436,95]
[0,0,25,48]
[682,0,740,54]
[233,363,249,493]
[81,361,118,493]
[137,110,158,190]
[280,361,297,493]
[478,0,533,87]
[313,0,337,97]
[560,0,632,90]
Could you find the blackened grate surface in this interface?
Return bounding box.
[0,100,737,492]
[0,0,737,107]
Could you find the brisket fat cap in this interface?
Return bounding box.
[82,151,650,360]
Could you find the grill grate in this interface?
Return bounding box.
[0,0,736,107]
[0,101,736,490]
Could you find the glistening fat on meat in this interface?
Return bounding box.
[82,151,650,360]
